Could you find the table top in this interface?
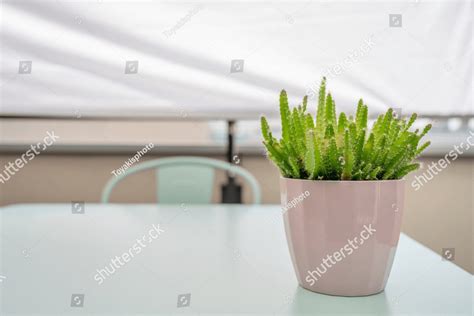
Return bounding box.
[0,204,472,315]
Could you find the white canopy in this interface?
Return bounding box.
[1,0,472,119]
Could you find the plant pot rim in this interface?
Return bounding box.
[280,177,406,183]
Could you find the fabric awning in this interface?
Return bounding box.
[1,0,471,119]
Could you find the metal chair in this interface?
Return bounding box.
[101,156,262,204]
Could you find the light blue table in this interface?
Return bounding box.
[0,204,472,315]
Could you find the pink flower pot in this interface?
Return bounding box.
[280,177,405,297]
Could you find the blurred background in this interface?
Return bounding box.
[0,0,472,274]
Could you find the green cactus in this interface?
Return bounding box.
[260,78,432,180]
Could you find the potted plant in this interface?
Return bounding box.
[260,78,431,296]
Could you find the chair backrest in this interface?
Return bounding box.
[101,156,262,204]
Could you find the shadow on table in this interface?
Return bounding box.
[279,286,392,315]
